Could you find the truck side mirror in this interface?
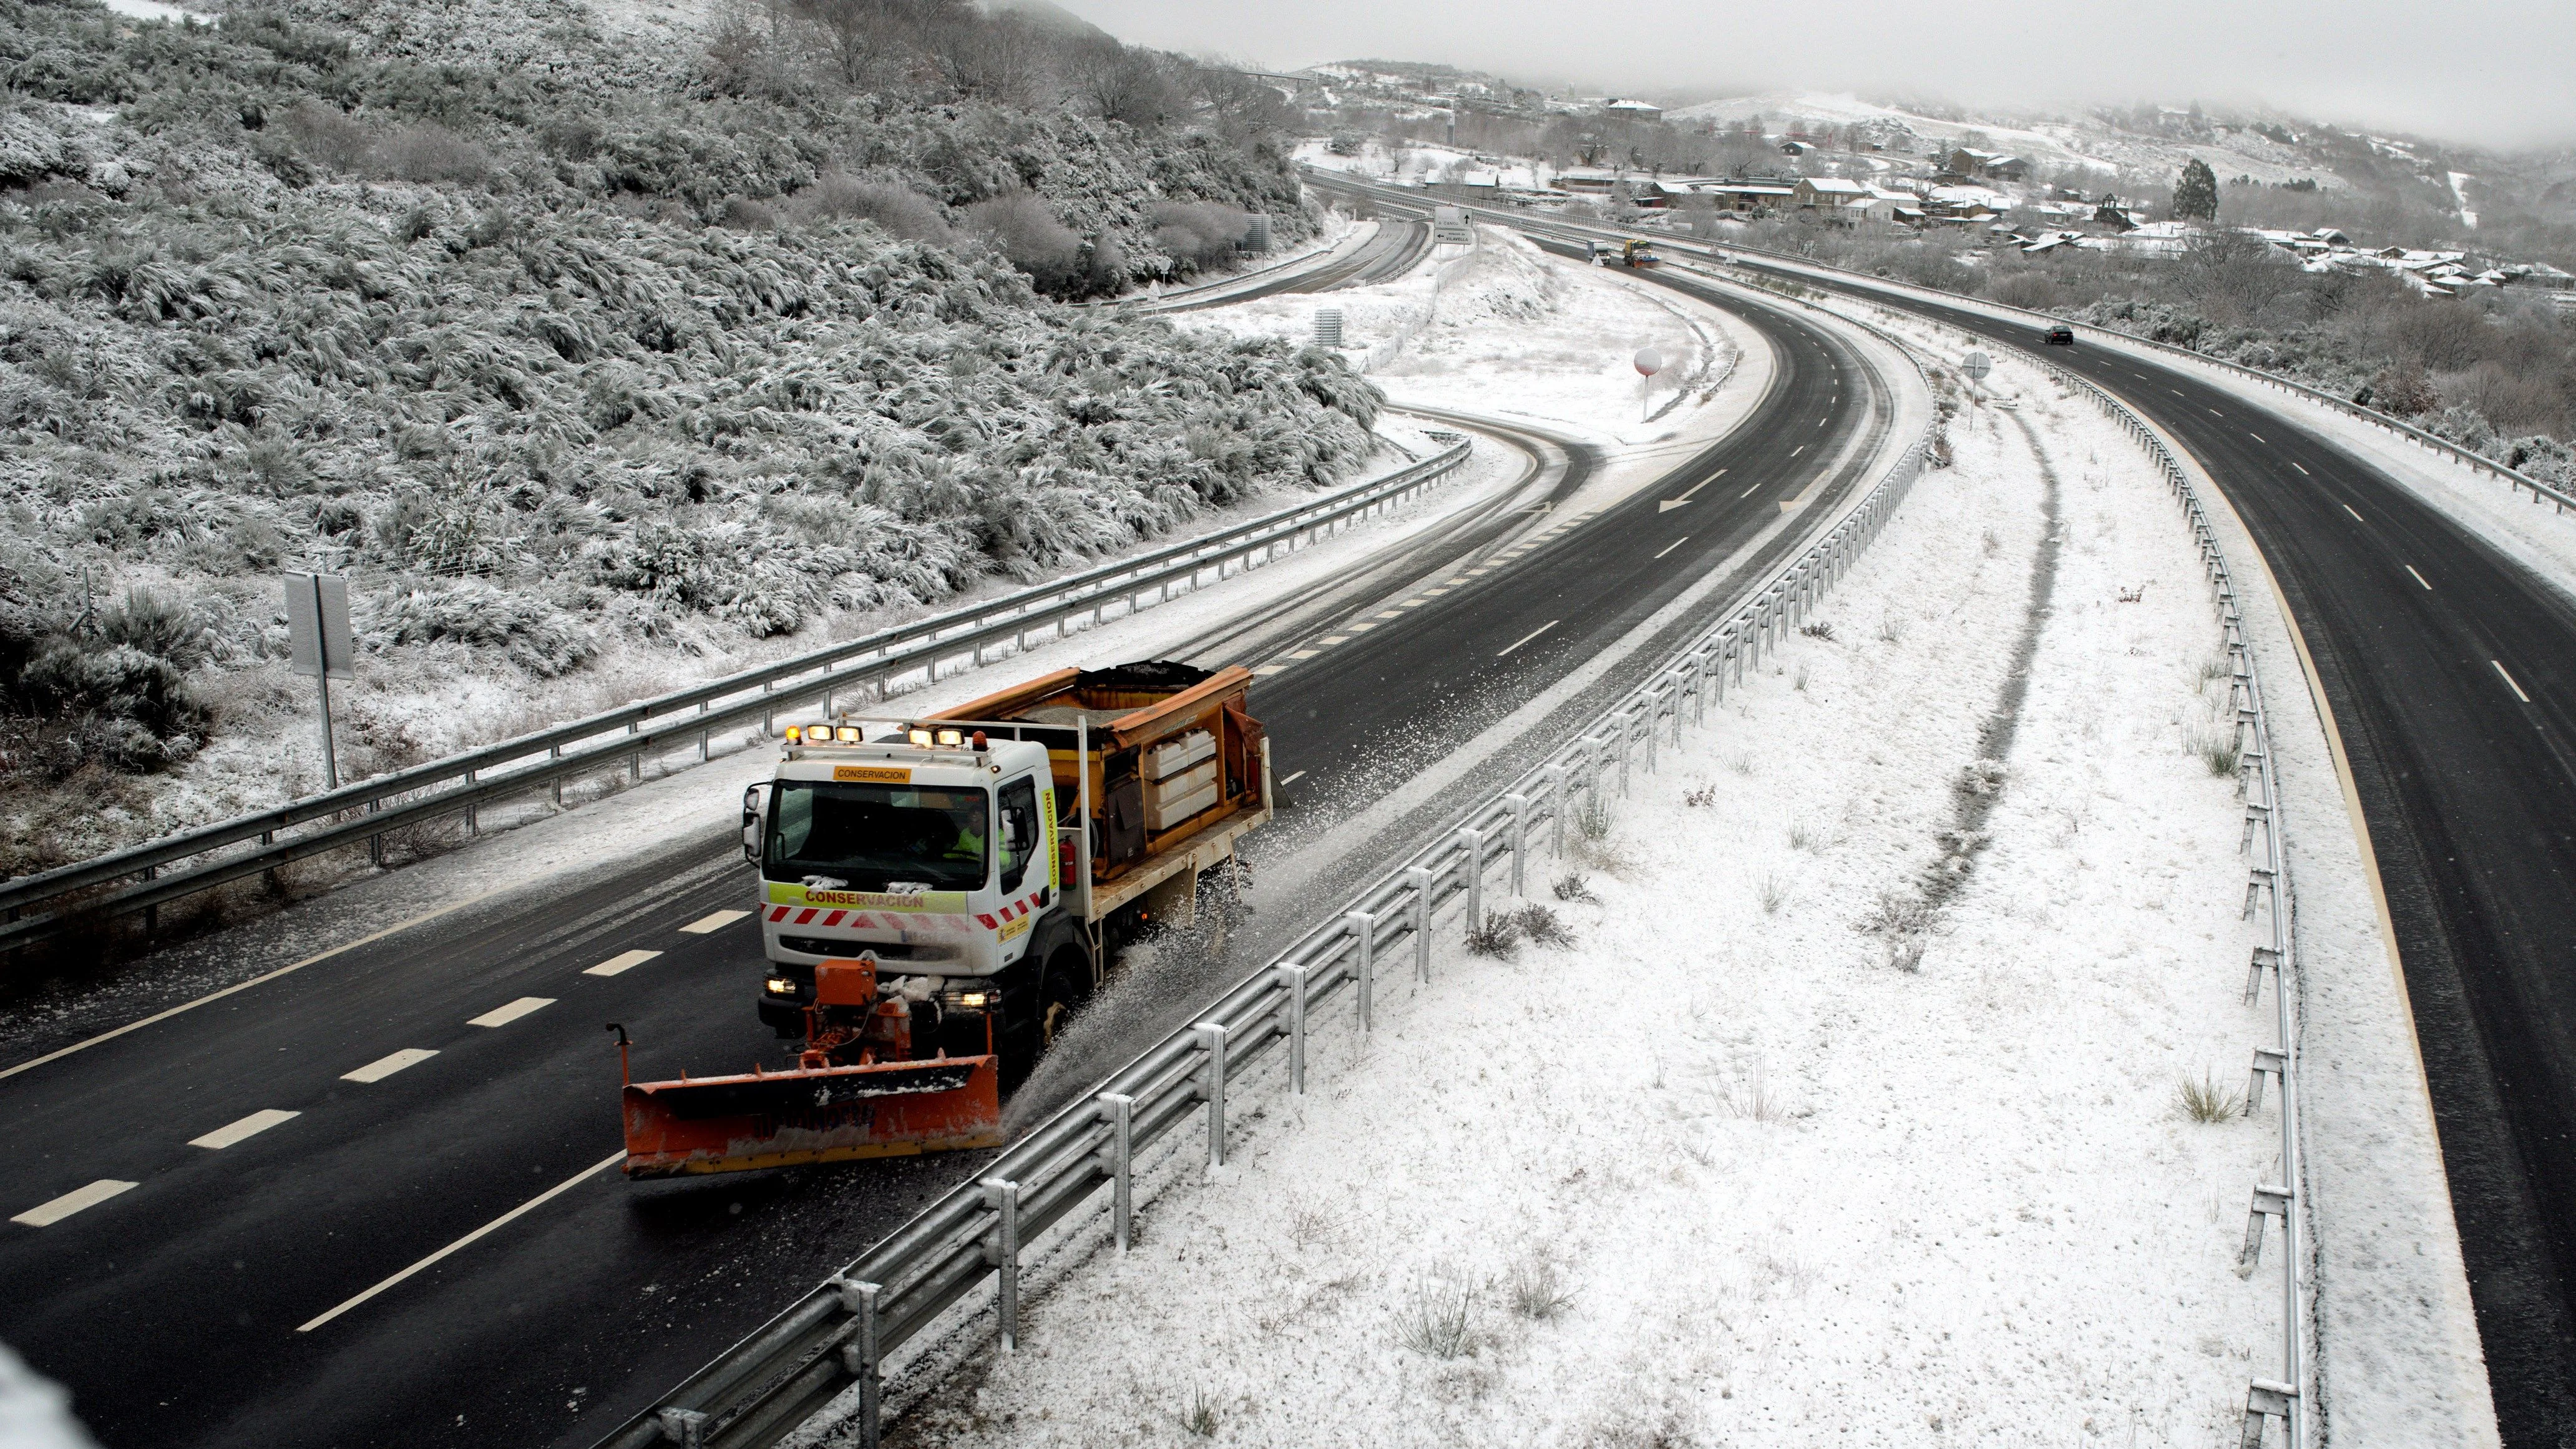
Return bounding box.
[741,783,766,864]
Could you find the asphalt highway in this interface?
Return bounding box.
[0,239,1896,1448]
[1719,255,2576,1445]
[1138,218,1433,312]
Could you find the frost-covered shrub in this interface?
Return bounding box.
[0,0,1376,824]
[14,640,208,763]
[369,582,598,678]
[1148,200,1250,272]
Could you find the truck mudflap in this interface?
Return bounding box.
[619,1055,1002,1177]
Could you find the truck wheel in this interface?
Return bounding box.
[1038,954,1086,1051]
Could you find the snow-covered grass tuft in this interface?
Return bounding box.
[1505,1254,1576,1322]
[1511,903,1573,947]
[1683,784,1717,807]
[1178,1387,1220,1438]
[1551,872,1596,904]
[2189,725,2243,778]
[1798,621,1837,642]
[1463,912,1521,959]
[1787,821,1815,851]
[1392,1271,1478,1359]
[1756,874,1787,914]
[2176,1071,2248,1124]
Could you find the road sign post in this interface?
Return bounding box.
[285,573,354,791]
[1634,346,1666,421]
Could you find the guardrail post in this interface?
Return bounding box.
[1195,1022,1230,1168]
[982,1178,1022,1349]
[2245,945,2281,1005]
[829,1277,882,1448]
[1405,867,1434,982]
[1277,964,1308,1095]
[464,770,479,836]
[1345,912,1375,1030]
[550,744,564,806]
[1504,795,1529,896]
[1456,830,1483,934]
[1544,766,1570,857]
[1617,713,1635,798]
[1096,1093,1134,1251]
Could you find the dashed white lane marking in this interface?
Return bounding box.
[13,1179,139,1227]
[2208,408,2225,417]
[583,950,661,978]
[1397,598,1426,608]
[1790,445,1805,457]
[189,1109,301,1150]
[2494,661,2532,703]
[2342,505,2366,524]
[1252,664,1288,676]
[1279,771,1307,786]
[295,1149,626,1333]
[468,997,555,1028]
[0,887,513,1084]
[343,1048,438,1084]
[1816,416,1828,427]
[678,910,748,935]
[1373,609,1402,619]
[1740,484,1759,498]
[1496,621,1559,657]
[1287,648,1319,660]
[1654,537,1689,559]
[1319,635,1349,646]
[2405,566,2432,591]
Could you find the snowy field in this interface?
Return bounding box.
[843,343,2303,1448]
[1181,226,1739,449]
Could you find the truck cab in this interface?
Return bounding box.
[747,729,1069,1053]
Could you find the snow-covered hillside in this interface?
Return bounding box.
[1671,91,2337,189]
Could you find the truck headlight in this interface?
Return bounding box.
[935,728,963,748]
[908,728,934,748]
[836,726,863,743]
[764,977,796,996]
[949,989,993,1008]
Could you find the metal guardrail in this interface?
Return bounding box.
[2016,346,2311,1448]
[1687,237,2576,516]
[0,444,1470,950]
[596,384,1938,1449]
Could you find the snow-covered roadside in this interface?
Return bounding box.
[843,343,2303,1448]
[0,433,1536,1061]
[128,415,1447,856]
[1185,227,1750,460]
[1776,283,2501,1445]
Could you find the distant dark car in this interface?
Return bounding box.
[2042,326,2076,346]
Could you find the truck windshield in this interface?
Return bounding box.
[766,782,990,892]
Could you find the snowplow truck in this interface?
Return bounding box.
[616,661,1271,1177]
[1619,239,1659,268]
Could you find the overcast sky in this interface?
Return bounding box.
[1070,0,2576,149]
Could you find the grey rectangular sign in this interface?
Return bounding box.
[285,573,354,680]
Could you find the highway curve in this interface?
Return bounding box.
[0,259,1905,1449]
[1136,217,1434,313]
[1720,258,2576,1446]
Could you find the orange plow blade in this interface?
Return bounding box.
[620,1055,1002,1178]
